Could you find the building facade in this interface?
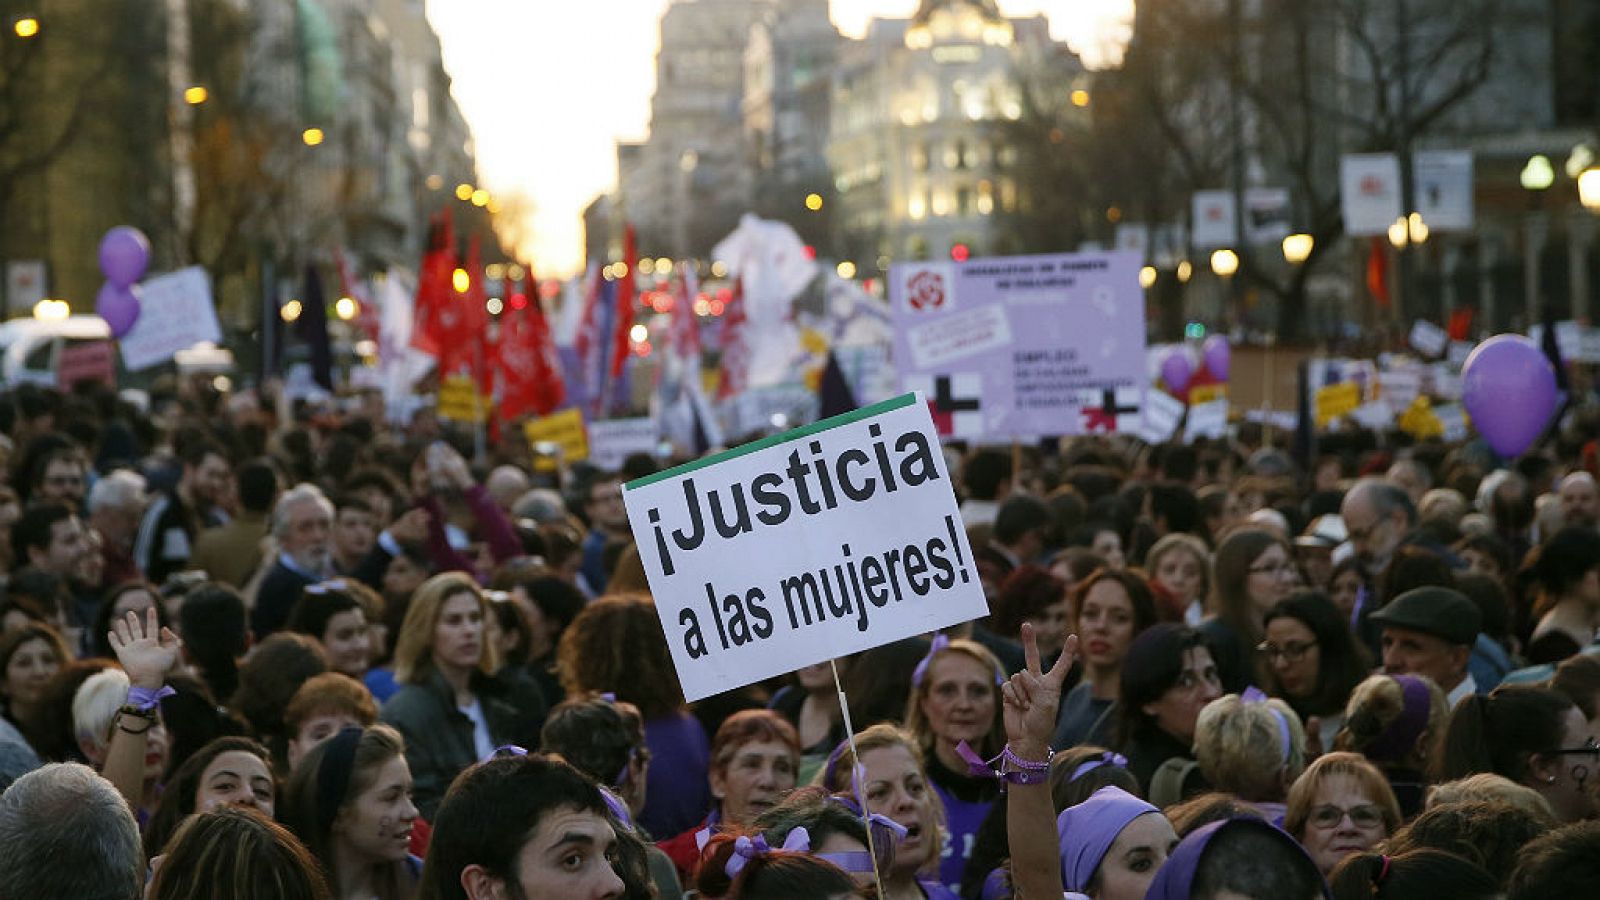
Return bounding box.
[828,0,1064,271]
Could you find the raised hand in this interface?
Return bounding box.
[387,508,431,546]
[107,606,182,691]
[1002,622,1077,759]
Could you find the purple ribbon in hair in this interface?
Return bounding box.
[1070,751,1129,782]
[485,745,528,761]
[725,828,811,878]
[1241,687,1292,765]
[1363,674,1432,762]
[911,633,950,686]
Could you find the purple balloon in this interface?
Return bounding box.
[1462,334,1557,458]
[1202,335,1231,381]
[98,226,150,287]
[1161,348,1193,393]
[96,282,141,338]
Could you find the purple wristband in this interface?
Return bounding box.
[126,685,175,711]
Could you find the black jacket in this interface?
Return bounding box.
[380,668,546,819]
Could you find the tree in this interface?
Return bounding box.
[1070,0,1503,340]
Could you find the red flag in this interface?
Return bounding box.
[669,261,701,363]
[1366,237,1390,307]
[411,211,457,356]
[455,234,492,386]
[498,266,566,420]
[1447,307,1475,341]
[609,224,638,381]
[717,277,749,400]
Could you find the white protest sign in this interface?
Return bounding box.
[119,267,223,371]
[589,418,659,472]
[1351,400,1395,430]
[1138,390,1186,444]
[1184,399,1229,442]
[1408,320,1449,358]
[1378,369,1422,409]
[1434,403,1469,441]
[623,394,988,702]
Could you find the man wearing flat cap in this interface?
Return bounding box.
[1371,586,1482,708]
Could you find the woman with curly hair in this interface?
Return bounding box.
[558,591,710,839]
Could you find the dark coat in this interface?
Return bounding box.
[380,668,546,819]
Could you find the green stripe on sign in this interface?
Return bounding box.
[624,393,920,491]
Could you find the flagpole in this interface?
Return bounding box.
[830,659,885,900]
[472,341,487,465]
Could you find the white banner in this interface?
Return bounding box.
[1414,150,1474,232]
[1341,154,1404,237]
[118,267,224,371]
[623,394,988,701]
[588,418,660,472]
[1191,189,1291,248]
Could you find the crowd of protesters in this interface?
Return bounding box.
[0,374,1597,900]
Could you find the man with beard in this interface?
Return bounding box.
[134,440,232,585]
[251,483,335,639]
[1339,479,1414,581]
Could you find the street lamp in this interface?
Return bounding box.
[1210,249,1239,278]
[1579,167,1600,212]
[13,16,39,38]
[837,261,857,279]
[334,296,357,320]
[1520,154,1555,192]
[805,193,824,212]
[1176,260,1193,283]
[1407,211,1429,245]
[32,298,68,320]
[183,86,208,105]
[455,183,473,201]
[301,127,324,147]
[1139,266,1157,288]
[1281,233,1314,265]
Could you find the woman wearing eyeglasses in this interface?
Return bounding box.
[1261,593,1372,755]
[1433,684,1598,823]
[1284,752,1402,876]
[1202,530,1299,694]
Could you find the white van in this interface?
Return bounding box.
[0,315,113,386]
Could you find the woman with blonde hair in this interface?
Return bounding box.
[378,572,543,819]
[1333,673,1448,817]
[1284,751,1402,876]
[820,723,954,899]
[1146,533,1211,626]
[147,805,332,900]
[903,636,1005,894]
[280,724,421,900]
[1191,689,1306,820]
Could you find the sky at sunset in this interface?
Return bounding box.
[426,0,1134,275]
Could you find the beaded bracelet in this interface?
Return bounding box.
[956,740,1054,786]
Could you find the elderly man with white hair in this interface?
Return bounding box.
[86,469,147,589]
[248,483,335,639]
[1558,471,1600,529]
[0,762,143,900]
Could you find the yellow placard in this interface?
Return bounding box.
[1314,382,1361,427]
[1398,397,1443,439]
[1189,383,1228,405]
[438,376,492,424]
[523,408,589,462]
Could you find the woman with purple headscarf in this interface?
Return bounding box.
[1055,785,1177,900]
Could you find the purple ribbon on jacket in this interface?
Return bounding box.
[1241,686,1292,764]
[1070,751,1129,783]
[725,828,811,878]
